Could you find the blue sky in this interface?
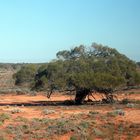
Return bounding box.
[0,0,140,63]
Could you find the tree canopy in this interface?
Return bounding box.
[14,43,140,104]
[13,64,38,87]
[35,43,140,92]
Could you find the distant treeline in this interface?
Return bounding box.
[0,63,47,71]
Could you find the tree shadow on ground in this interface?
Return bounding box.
[0,100,103,106]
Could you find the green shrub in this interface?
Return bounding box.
[42,109,55,115]
[13,64,37,87]
[0,135,7,140]
[126,103,135,108]
[93,128,104,136]
[107,109,125,117]
[0,113,11,123]
[11,108,21,114]
[70,136,77,140]
[89,111,99,115]
[121,99,130,104]
[80,121,89,128]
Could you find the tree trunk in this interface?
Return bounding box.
[75,88,90,104]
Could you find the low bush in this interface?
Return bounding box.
[11,108,21,114]
[89,111,99,115]
[121,99,130,104]
[107,109,125,117]
[80,121,89,128]
[93,128,104,137]
[42,109,55,115]
[0,113,11,123]
[70,136,78,140]
[126,103,135,108]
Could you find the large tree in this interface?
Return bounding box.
[34,43,140,104]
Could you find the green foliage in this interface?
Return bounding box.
[133,72,140,85]
[34,43,140,93]
[37,64,47,73]
[70,136,78,140]
[93,128,104,137]
[0,113,11,124]
[137,62,140,67]
[80,121,89,128]
[107,109,125,117]
[13,64,38,87]
[121,99,130,104]
[56,45,85,60]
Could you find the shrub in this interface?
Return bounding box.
[93,128,104,136]
[107,109,125,117]
[89,111,99,115]
[42,109,55,115]
[126,103,135,108]
[47,119,76,135]
[0,113,11,123]
[0,135,7,140]
[80,121,89,128]
[70,136,77,140]
[13,64,37,87]
[11,108,21,114]
[121,99,130,104]
[114,109,125,116]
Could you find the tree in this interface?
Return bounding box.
[13,64,38,87]
[34,43,140,104]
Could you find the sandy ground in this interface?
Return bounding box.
[0,91,139,140]
[0,92,139,121]
[0,93,72,103]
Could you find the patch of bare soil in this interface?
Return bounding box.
[0,92,71,104]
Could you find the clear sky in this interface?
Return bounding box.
[0,0,140,63]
